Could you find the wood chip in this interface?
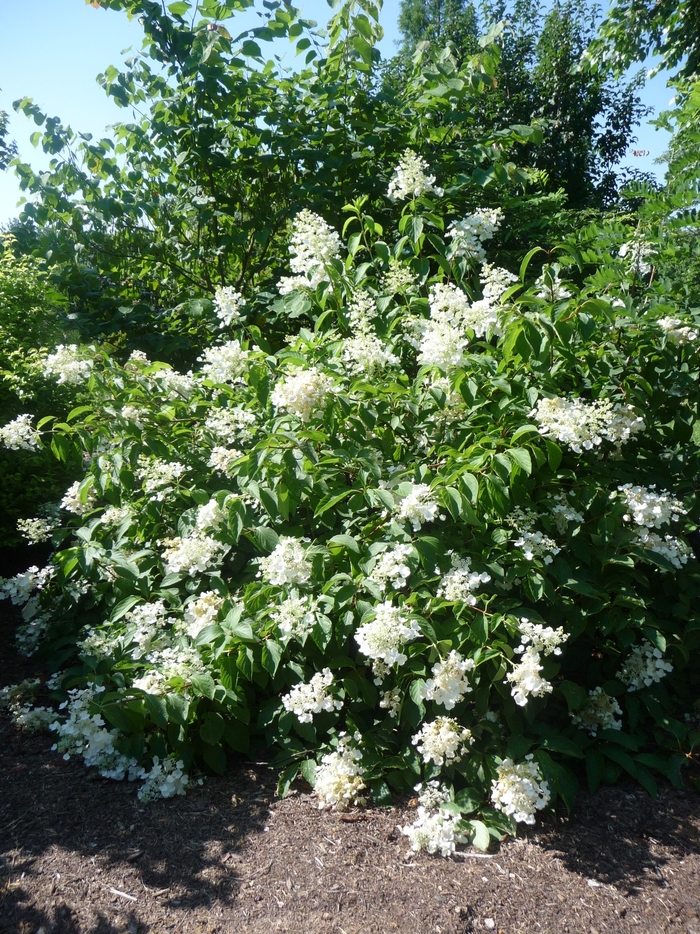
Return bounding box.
[109,887,137,902]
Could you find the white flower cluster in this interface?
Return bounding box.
[402,806,459,857]
[0,679,55,733]
[369,543,413,591]
[135,456,188,501]
[634,528,691,570]
[120,404,146,428]
[278,209,341,294]
[205,406,256,444]
[0,564,54,607]
[214,285,244,327]
[132,645,205,694]
[271,367,334,421]
[152,367,196,399]
[491,754,551,825]
[617,640,673,691]
[60,480,97,515]
[100,505,132,527]
[314,733,366,810]
[382,258,418,294]
[17,515,57,543]
[196,498,225,531]
[79,626,121,659]
[50,684,145,782]
[506,648,552,706]
[658,316,698,344]
[447,208,503,261]
[415,780,451,809]
[616,484,686,529]
[342,290,399,373]
[208,446,243,478]
[418,650,474,710]
[184,590,224,639]
[281,668,342,723]
[125,600,171,655]
[535,264,572,302]
[436,553,491,605]
[259,536,312,586]
[271,593,319,641]
[198,340,250,383]
[387,150,443,200]
[0,414,41,451]
[481,262,518,304]
[571,687,623,736]
[515,618,568,657]
[509,508,560,564]
[379,687,402,718]
[530,397,645,453]
[43,344,94,384]
[162,533,225,577]
[397,483,439,531]
[619,238,656,277]
[550,495,584,533]
[506,618,568,707]
[355,601,421,666]
[412,717,473,766]
[137,756,189,802]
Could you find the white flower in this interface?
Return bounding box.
[436,553,491,605]
[382,259,418,294]
[278,209,341,293]
[515,618,568,657]
[60,481,97,516]
[259,537,311,586]
[418,651,474,710]
[138,757,189,801]
[658,316,698,344]
[151,368,195,399]
[446,208,503,261]
[204,406,256,442]
[0,565,54,606]
[397,483,439,531]
[481,262,518,304]
[418,320,468,370]
[208,446,243,478]
[198,340,250,383]
[271,367,334,421]
[271,593,319,641]
[632,528,691,570]
[402,806,459,857]
[619,238,656,277]
[281,668,343,723]
[380,687,402,718]
[0,414,41,451]
[315,733,366,810]
[214,285,244,327]
[530,397,644,453]
[162,533,226,577]
[135,457,188,502]
[368,543,413,591]
[355,601,421,666]
[43,344,94,384]
[196,499,225,531]
[508,508,560,564]
[571,687,623,736]
[387,150,443,200]
[184,591,224,639]
[506,647,552,706]
[17,516,56,543]
[491,754,550,824]
[415,780,451,809]
[616,484,686,529]
[550,494,584,533]
[411,717,473,766]
[100,505,132,527]
[617,640,673,691]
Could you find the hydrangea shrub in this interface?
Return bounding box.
[2,183,700,851]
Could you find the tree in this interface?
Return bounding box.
[395,0,649,207]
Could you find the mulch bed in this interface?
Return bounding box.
[2,604,700,934]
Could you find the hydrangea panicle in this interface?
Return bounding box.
[387,150,443,200]
[491,754,550,824]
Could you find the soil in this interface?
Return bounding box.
[2,607,700,934]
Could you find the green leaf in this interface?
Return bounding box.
[202,743,227,774]
[327,533,360,553]
[144,694,168,729]
[262,640,283,676]
[300,758,317,787]
[508,448,532,475]
[454,787,481,814]
[191,673,217,700]
[469,819,491,851]
[200,711,226,744]
[277,762,299,798]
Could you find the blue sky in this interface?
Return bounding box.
[0,0,672,226]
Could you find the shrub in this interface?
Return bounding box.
[2,180,699,852]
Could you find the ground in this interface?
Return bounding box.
[2,606,700,934]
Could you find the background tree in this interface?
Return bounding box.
[395,0,649,207]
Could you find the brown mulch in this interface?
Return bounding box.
[2,609,700,934]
